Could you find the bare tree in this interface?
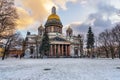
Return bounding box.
[2,32,23,60]
[112,24,120,58]
[0,0,18,40]
[94,36,100,58]
[99,29,117,59]
[107,31,116,59]
[99,30,110,58]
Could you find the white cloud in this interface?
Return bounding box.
[14,0,120,36]
[14,0,80,30]
[52,0,77,10]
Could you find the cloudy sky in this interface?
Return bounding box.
[15,0,120,37]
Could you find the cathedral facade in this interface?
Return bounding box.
[24,7,83,58]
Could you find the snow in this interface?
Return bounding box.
[0,58,120,80]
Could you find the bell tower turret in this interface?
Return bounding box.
[38,24,44,36]
[66,26,73,38]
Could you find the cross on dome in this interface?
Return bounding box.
[52,6,56,14]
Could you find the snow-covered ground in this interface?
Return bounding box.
[0,58,120,80]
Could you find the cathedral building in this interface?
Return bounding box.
[24,6,83,58]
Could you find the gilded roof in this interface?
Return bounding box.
[45,6,63,27]
[48,14,60,20]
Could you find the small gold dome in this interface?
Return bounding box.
[48,14,60,20]
[45,6,63,27]
[67,26,73,32]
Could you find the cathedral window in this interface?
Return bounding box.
[55,27,57,32]
[57,27,59,32]
[48,27,50,32]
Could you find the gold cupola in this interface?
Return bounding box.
[45,6,63,28]
[48,6,60,20]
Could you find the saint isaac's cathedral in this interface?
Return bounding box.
[24,6,83,58]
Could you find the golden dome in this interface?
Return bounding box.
[48,14,60,20]
[45,6,63,27]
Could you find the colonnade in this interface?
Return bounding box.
[50,44,70,57]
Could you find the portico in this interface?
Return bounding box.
[49,37,71,57]
[50,44,70,57]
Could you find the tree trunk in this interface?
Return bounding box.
[87,49,90,58]
[105,49,109,58]
[111,53,114,59]
[2,46,8,60]
[118,43,120,59]
[118,48,120,58]
[110,47,114,59]
[2,51,6,60]
[40,51,44,59]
